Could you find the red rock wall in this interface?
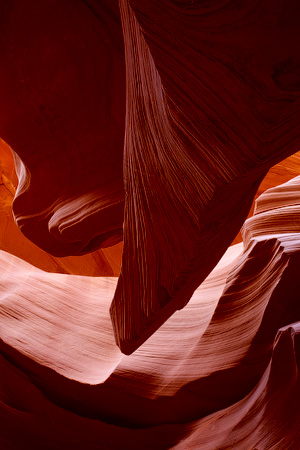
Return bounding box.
[1,172,300,449]
[0,0,125,256]
[112,0,300,353]
[0,1,300,449]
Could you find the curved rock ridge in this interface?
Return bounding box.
[111,0,300,354]
[0,139,123,276]
[111,175,300,400]
[173,323,300,450]
[1,136,299,277]
[1,324,299,449]
[1,175,300,448]
[232,150,300,244]
[0,0,125,256]
[244,175,300,243]
[0,240,242,385]
[1,1,300,447]
[0,252,123,384]
[1,0,300,353]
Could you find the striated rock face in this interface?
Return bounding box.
[0,138,123,276]
[0,0,125,256]
[1,0,300,352]
[1,1,300,448]
[1,173,300,448]
[111,0,300,354]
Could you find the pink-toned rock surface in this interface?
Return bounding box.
[1,175,300,448]
[1,0,300,352]
[1,1,300,448]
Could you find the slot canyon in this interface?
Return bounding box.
[1,1,300,448]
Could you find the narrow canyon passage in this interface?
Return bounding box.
[1,1,300,449]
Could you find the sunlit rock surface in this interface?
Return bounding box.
[1,0,300,352]
[1,174,300,448]
[1,1,300,448]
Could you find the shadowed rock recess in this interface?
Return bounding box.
[0,1,300,449]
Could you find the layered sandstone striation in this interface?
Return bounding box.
[1,1,300,448]
[1,174,300,448]
[0,138,123,276]
[0,0,125,257]
[111,0,300,353]
[1,1,300,352]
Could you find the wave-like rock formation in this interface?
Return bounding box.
[1,135,298,277]
[1,1,300,353]
[0,0,125,256]
[1,2,300,448]
[0,138,123,276]
[1,174,300,448]
[111,0,300,353]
